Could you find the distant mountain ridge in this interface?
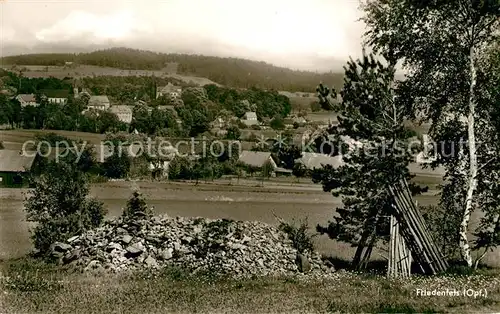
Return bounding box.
[0,47,344,92]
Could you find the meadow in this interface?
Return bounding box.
[0,64,219,86]
[1,257,499,313]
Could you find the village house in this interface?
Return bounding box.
[0,150,37,187]
[238,150,292,177]
[40,89,70,105]
[241,112,258,126]
[109,105,133,124]
[87,95,111,111]
[238,150,276,169]
[15,94,39,107]
[156,83,182,99]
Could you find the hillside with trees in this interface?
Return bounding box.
[0,47,343,92]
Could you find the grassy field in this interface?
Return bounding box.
[0,64,219,86]
[1,258,499,313]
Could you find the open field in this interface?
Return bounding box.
[289,95,318,111]
[0,64,219,86]
[1,257,499,313]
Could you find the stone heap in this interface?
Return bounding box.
[49,215,336,278]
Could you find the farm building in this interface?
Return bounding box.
[88,95,111,111]
[109,105,133,124]
[238,151,277,169]
[156,83,182,99]
[0,150,37,187]
[238,151,293,177]
[40,89,70,105]
[15,94,39,107]
[295,152,344,171]
[241,112,258,126]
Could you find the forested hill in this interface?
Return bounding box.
[0,47,343,92]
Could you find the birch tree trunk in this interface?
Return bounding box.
[460,45,478,268]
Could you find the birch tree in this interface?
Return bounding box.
[362,0,499,266]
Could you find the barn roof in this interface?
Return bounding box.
[16,94,37,102]
[238,150,273,168]
[89,95,110,104]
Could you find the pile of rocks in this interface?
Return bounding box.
[49,215,336,278]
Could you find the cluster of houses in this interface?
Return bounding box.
[15,90,70,107]
[12,82,185,126]
[12,81,313,134]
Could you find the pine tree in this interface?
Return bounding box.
[311,52,427,269]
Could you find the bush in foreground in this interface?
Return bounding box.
[24,160,107,256]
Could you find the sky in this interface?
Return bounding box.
[0,0,367,72]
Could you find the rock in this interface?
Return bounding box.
[144,255,158,267]
[51,242,72,253]
[160,248,173,260]
[228,243,246,250]
[106,242,123,252]
[193,225,203,234]
[122,235,133,244]
[295,254,311,273]
[116,227,128,235]
[63,249,81,264]
[67,236,80,243]
[86,260,100,269]
[137,254,146,264]
[256,258,264,267]
[324,259,335,271]
[52,215,335,279]
[125,243,144,258]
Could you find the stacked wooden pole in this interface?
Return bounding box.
[387,215,412,278]
[388,179,449,275]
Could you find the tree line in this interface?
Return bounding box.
[0,47,344,92]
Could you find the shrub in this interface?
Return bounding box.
[292,163,308,178]
[270,116,285,130]
[226,125,241,140]
[278,218,316,254]
[24,161,106,255]
[122,191,153,221]
[168,156,194,180]
[101,146,131,178]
